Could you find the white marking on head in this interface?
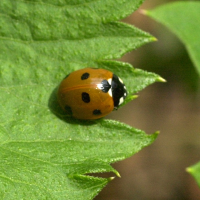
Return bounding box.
[97,83,103,90]
[119,77,123,83]
[107,78,112,86]
[119,97,124,105]
[108,88,112,97]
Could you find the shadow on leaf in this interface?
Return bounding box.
[48,85,101,126]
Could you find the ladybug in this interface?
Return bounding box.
[57,68,127,120]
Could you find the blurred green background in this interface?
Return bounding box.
[96,0,200,199]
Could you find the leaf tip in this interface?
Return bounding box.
[112,168,121,177]
[116,171,121,178]
[150,131,160,139]
[155,131,160,135]
[186,165,196,175]
[139,9,148,15]
[131,95,139,100]
[152,37,158,42]
[157,77,167,83]
[186,167,192,173]
[125,95,138,104]
[108,177,115,181]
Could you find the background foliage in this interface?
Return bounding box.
[147,1,200,190]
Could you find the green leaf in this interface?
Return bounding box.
[146,1,200,75]
[187,162,200,188]
[0,0,162,199]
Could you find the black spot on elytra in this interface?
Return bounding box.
[93,109,102,115]
[81,72,90,80]
[82,92,90,103]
